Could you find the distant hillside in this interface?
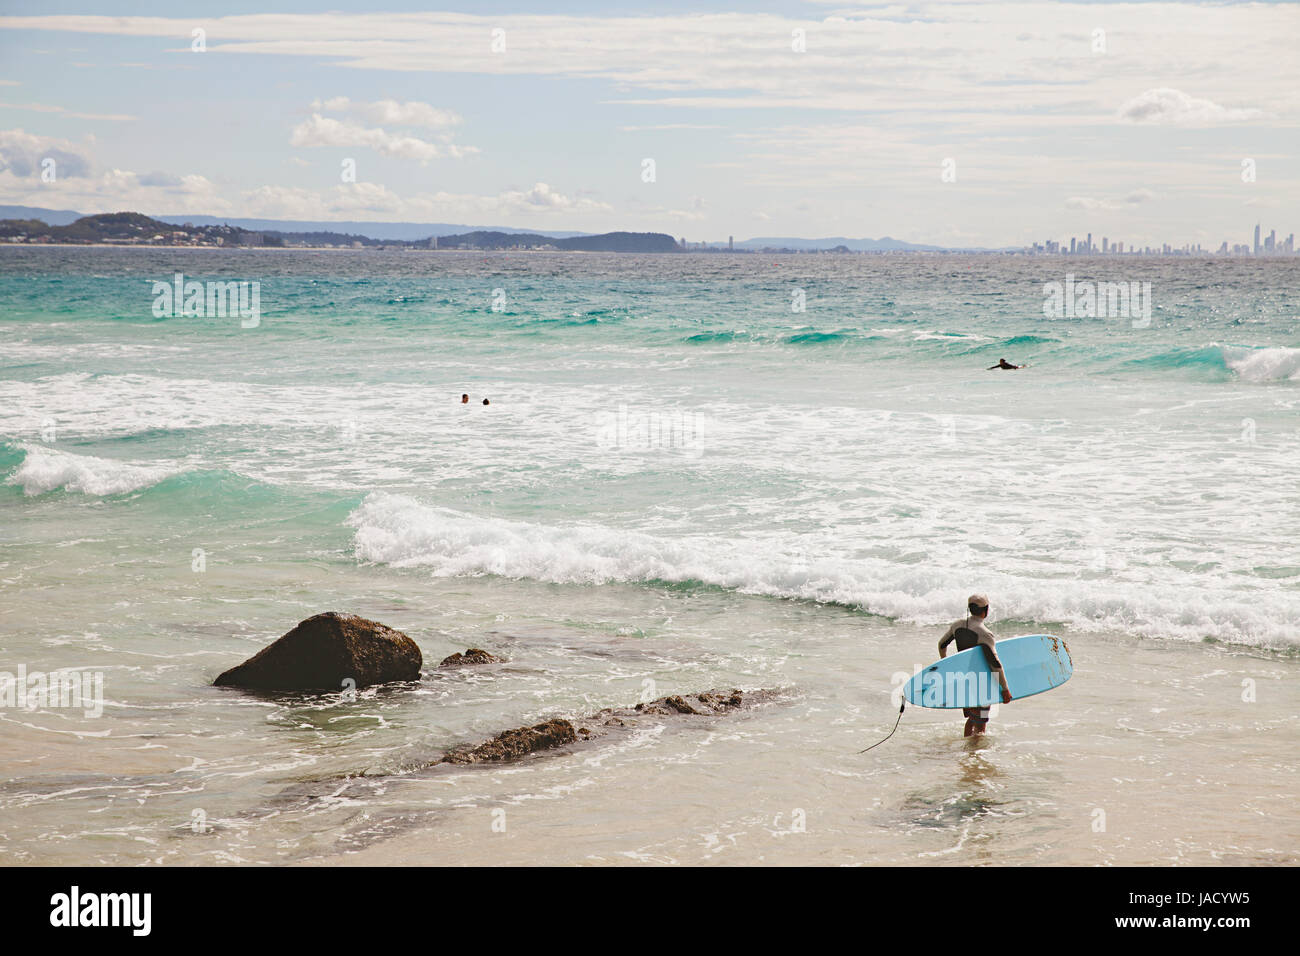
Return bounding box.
[152,214,593,241]
[435,230,679,252]
[0,211,280,246]
[0,212,680,252]
[0,205,84,226]
[0,206,594,241]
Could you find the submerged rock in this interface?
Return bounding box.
[214,612,422,692]
[439,648,504,667]
[440,719,577,764]
[437,688,771,766]
[635,691,744,716]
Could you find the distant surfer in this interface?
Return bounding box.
[987,358,1023,370]
[482,398,490,405]
[938,594,1012,737]
[461,393,469,404]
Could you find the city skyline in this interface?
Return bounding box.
[1027,222,1297,256]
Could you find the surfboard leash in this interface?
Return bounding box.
[857,698,906,754]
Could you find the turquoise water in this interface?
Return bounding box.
[1,248,1297,865]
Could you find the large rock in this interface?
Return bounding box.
[214,612,422,691]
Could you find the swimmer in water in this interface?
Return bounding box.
[461,394,469,404]
[987,358,1024,370]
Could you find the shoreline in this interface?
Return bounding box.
[3,244,1285,259]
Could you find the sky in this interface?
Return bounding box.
[0,1,1297,247]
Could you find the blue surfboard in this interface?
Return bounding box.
[903,634,1072,709]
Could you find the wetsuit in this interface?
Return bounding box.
[938,616,1004,719]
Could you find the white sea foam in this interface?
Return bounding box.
[6,444,184,496]
[1222,346,1300,382]
[348,493,1299,649]
[0,340,190,362]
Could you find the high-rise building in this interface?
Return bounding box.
[1086,232,1092,254]
[1254,223,1261,255]
[728,235,734,251]
[1070,237,1076,254]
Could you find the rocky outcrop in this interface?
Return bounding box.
[441,719,576,764]
[214,612,422,691]
[436,688,772,766]
[635,690,744,716]
[439,648,503,667]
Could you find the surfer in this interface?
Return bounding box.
[938,594,1013,736]
[461,393,469,404]
[987,358,1023,370]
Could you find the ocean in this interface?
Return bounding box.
[1,246,1296,866]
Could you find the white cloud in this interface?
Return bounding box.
[495,181,609,213]
[0,128,231,215]
[1117,88,1267,126]
[0,164,225,215]
[240,184,336,220]
[289,113,476,162]
[243,182,405,218]
[1065,196,1117,211]
[1065,189,1159,211]
[2,7,1293,125]
[137,170,190,187]
[311,96,462,130]
[239,181,610,221]
[0,128,93,178]
[291,98,473,163]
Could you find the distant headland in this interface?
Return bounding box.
[0,211,681,253]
